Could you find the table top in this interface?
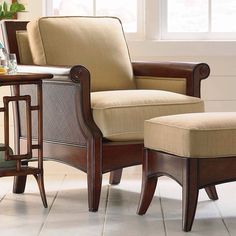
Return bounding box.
[0,72,53,85]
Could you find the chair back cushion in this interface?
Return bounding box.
[27,16,136,91]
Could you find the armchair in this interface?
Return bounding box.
[2,17,216,212]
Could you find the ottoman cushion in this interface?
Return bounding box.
[144,112,236,158]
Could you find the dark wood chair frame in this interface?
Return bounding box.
[137,149,234,232]
[1,20,217,212]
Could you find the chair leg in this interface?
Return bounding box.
[87,170,102,212]
[13,175,27,194]
[205,185,219,200]
[137,176,158,215]
[87,138,103,212]
[182,159,199,232]
[34,173,48,208]
[109,169,123,185]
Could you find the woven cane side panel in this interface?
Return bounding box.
[19,83,86,146]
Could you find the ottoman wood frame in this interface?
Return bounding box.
[136,149,232,232]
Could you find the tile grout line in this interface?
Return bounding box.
[101,185,110,236]
[0,194,6,202]
[212,200,232,236]
[0,184,11,202]
[158,187,168,236]
[37,174,67,236]
[0,188,11,203]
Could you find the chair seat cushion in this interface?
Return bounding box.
[144,112,236,158]
[91,90,204,141]
[0,144,16,168]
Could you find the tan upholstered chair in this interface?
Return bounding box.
[2,17,215,211]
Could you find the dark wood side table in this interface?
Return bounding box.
[0,73,53,208]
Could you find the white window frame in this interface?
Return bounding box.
[45,0,236,41]
[160,0,236,40]
[45,0,145,40]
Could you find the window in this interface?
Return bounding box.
[46,0,144,37]
[46,0,236,40]
[161,0,236,40]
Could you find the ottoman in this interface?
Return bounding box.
[137,112,236,232]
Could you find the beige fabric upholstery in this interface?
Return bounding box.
[145,112,236,158]
[91,90,204,141]
[16,31,33,65]
[135,76,186,95]
[27,16,135,92]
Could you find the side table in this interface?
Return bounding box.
[0,73,53,208]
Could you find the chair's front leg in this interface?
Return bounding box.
[87,138,103,212]
[87,172,102,212]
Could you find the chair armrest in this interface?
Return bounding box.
[69,65,103,139]
[132,62,210,97]
[16,65,102,145]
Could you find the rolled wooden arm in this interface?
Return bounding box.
[70,65,103,140]
[132,62,210,97]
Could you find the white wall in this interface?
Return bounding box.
[17,0,45,20]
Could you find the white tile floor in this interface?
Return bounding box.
[0,162,235,236]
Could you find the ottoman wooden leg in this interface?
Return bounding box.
[137,150,158,215]
[137,176,158,215]
[182,159,199,232]
[137,149,158,215]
